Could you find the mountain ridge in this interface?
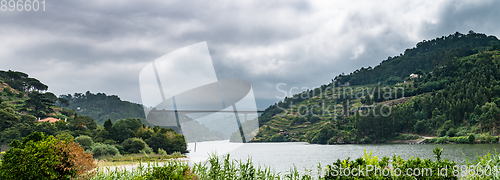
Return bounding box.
[253,31,500,144]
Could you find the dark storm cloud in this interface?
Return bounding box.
[0,0,499,109]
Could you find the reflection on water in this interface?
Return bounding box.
[187,141,500,174]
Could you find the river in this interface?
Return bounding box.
[186,140,500,174]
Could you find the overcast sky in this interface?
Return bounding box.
[1,0,499,109]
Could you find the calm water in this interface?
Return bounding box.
[186,141,500,174]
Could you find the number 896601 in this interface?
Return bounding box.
[1,0,45,11]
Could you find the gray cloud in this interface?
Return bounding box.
[0,0,499,109]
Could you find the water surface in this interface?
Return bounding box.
[187,141,500,174]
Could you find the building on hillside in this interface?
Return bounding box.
[339,82,350,87]
[409,73,420,79]
[38,117,67,123]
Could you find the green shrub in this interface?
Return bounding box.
[424,138,436,143]
[489,136,499,143]
[449,136,468,144]
[75,135,94,150]
[480,134,490,143]
[395,133,420,140]
[0,132,95,179]
[446,128,456,137]
[122,137,149,153]
[143,161,196,180]
[55,132,74,141]
[103,139,116,145]
[158,148,167,155]
[435,137,447,144]
[324,149,457,179]
[91,143,119,157]
[171,151,182,157]
[468,134,475,143]
[438,128,447,137]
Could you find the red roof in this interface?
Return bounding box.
[39,117,62,123]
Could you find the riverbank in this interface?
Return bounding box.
[87,147,500,179]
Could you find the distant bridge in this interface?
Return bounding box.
[147,109,265,143]
[149,109,264,121]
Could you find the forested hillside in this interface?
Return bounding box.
[254,31,500,144]
[59,92,146,125]
[334,31,499,86]
[0,70,187,154]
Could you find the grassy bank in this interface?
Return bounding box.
[84,148,500,180]
[95,151,185,167]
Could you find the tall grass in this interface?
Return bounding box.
[460,150,500,179]
[87,153,320,180]
[193,153,321,179]
[84,150,500,180]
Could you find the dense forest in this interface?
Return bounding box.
[254,31,500,144]
[334,31,499,86]
[0,71,187,155]
[59,92,146,125]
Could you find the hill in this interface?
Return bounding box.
[60,91,225,142]
[253,31,500,144]
[59,92,146,125]
[0,70,188,154]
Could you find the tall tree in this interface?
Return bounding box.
[24,91,54,118]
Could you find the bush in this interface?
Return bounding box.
[55,132,74,141]
[490,136,499,143]
[91,143,119,157]
[143,161,195,180]
[435,137,447,144]
[446,128,456,137]
[449,136,468,144]
[122,138,149,153]
[75,135,94,150]
[438,128,447,137]
[308,116,320,123]
[0,132,95,179]
[103,139,116,145]
[324,149,457,179]
[395,133,420,140]
[146,128,187,154]
[468,134,475,143]
[480,134,490,143]
[158,148,167,155]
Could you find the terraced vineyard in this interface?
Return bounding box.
[252,82,410,142]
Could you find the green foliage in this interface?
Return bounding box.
[158,148,167,155]
[103,118,113,132]
[110,118,142,142]
[324,148,457,179]
[0,70,47,92]
[0,71,186,156]
[60,91,146,125]
[55,132,74,141]
[91,143,120,157]
[122,138,150,154]
[75,135,94,150]
[146,127,187,154]
[446,128,457,137]
[334,31,495,86]
[448,136,469,144]
[0,132,95,179]
[468,134,475,143]
[394,133,420,140]
[143,161,196,180]
[24,91,55,118]
[256,32,500,144]
[0,106,21,132]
